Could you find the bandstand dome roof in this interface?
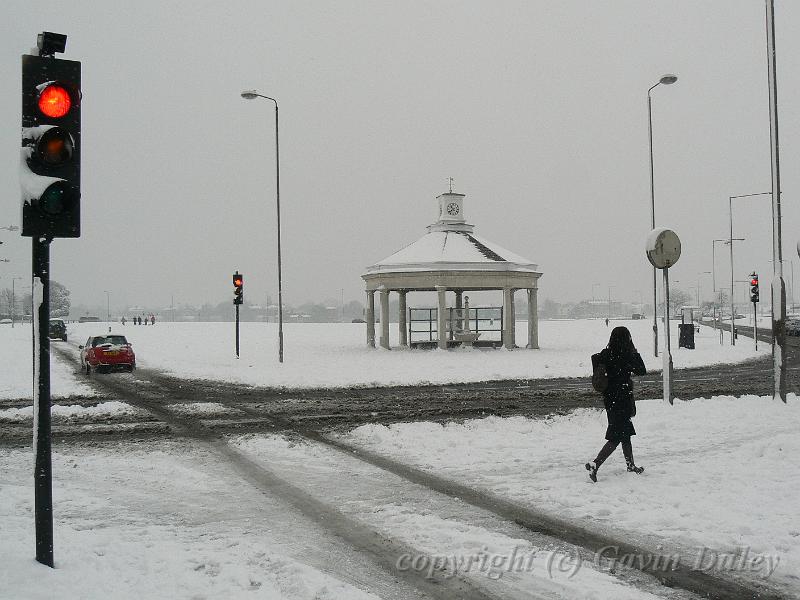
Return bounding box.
[362,191,542,290]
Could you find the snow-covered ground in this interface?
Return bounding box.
[0,324,95,399]
[0,434,675,600]
[0,440,386,600]
[0,321,794,598]
[7,318,763,396]
[343,394,798,596]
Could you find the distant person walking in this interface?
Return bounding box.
[586,326,647,482]
[150,314,155,326]
[121,316,126,326]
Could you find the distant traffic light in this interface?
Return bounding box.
[233,272,244,305]
[21,38,81,238]
[750,272,759,303]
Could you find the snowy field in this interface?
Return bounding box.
[343,394,799,596]
[0,318,767,398]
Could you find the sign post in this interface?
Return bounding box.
[646,228,682,405]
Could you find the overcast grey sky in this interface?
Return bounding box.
[2,1,799,312]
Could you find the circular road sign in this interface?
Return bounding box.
[646,228,681,269]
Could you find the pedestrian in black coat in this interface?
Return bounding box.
[586,326,647,482]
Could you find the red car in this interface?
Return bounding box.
[79,334,136,374]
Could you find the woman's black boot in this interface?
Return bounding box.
[585,461,598,482]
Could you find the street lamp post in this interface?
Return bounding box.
[241,90,284,363]
[647,74,678,357]
[729,192,771,345]
[765,0,787,402]
[712,239,733,294]
[697,271,711,306]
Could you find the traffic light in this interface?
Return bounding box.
[750,272,759,303]
[233,272,244,305]
[21,34,81,238]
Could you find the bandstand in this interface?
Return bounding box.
[362,190,543,350]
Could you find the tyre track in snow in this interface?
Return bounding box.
[59,366,502,600]
[46,344,787,600]
[227,403,784,600]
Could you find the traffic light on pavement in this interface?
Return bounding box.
[750,273,759,303]
[233,272,244,305]
[21,35,81,238]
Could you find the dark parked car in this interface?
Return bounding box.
[48,319,67,341]
[786,319,800,336]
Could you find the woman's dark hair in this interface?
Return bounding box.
[607,326,634,355]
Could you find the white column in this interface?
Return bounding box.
[527,288,539,349]
[455,290,463,333]
[503,287,514,349]
[398,290,408,347]
[366,290,375,348]
[379,287,390,349]
[510,289,517,347]
[437,285,447,350]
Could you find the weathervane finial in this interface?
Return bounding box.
[448,177,454,193]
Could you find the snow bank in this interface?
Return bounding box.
[0,323,95,400]
[0,401,146,423]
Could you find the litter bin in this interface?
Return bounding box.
[678,323,695,349]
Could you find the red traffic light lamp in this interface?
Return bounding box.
[750,272,759,303]
[37,84,73,118]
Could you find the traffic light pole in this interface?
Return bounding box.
[753,300,758,351]
[32,236,53,567]
[235,303,240,358]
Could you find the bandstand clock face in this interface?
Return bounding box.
[446,202,460,216]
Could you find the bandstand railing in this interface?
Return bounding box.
[408,306,503,345]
